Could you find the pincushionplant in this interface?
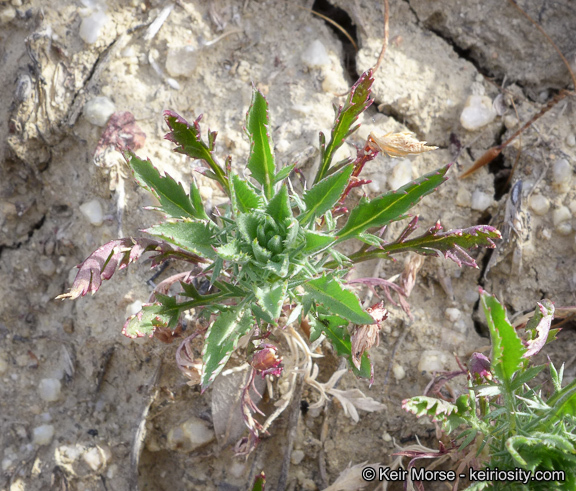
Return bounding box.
[402,291,576,490]
[59,70,499,443]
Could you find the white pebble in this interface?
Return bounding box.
[2,458,13,472]
[471,189,492,211]
[382,432,392,442]
[79,9,109,44]
[38,257,57,276]
[79,199,104,226]
[556,221,572,236]
[567,134,576,147]
[552,159,573,194]
[32,425,55,446]
[460,95,497,131]
[167,417,214,452]
[83,96,115,127]
[456,187,472,207]
[301,40,330,69]
[444,308,461,323]
[392,363,405,381]
[529,195,550,216]
[199,186,213,201]
[503,114,518,129]
[166,46,198,78]
[322,71,343,93]
[39,378,61,402]
[82,445,111,471]
[553,205,571,226]
[418,350,447,375]
[291,449,305,465]
[388,160,412,190]
[0,7,16,24]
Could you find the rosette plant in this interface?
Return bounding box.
[59,70,499,439]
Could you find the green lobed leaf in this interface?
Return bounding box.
[265,185,292,225]
[251,237,272,263]
[402,396,459,424]
[303,275,375,325]
[164,111,229,195]
[128,153,209,220]
[299,164,354,226]
[231,174,263,214]
[480,289,526,384]
[263,255,290,277]
[337,165,450,241]
[145,220,218,259]
[237,213,262,243]
[314,70,374,184]
[123,303,171,338]
[201,307,253,390]
[246,89,275,199]
[254,281,287,324]
[214,239,250,264]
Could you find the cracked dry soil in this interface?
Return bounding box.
[1,1,576,490]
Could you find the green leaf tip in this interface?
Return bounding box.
[246,88,275,200]
[164,110,230,195]
[314,70,375,184]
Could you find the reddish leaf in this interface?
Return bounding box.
[57,238,206,300]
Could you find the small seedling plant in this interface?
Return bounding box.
[59,70,499,444]
[403,290,576,490]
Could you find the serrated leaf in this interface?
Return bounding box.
[164,111,229,194]
[265,185,292,225]
[145,220,217,259]
[314,70,374,184]
[56,238,205,300]
[201,307,253,390]
[337,165,450,241]
[263,255,290,277]
[246,89,275,199]
[402,396,459,424]
[237,213,262,243]
[283,218,300,249]
[303,230,336,254]
[480,290,526,384]
[128,153,208,220]
[299,164,354,225]
[303,275,374,325]
[251,237,272,263]
[231,174,263,214]
[255,281,287,324]
[366,222,501,268]
[122,303,170,338]
[214,239,250,264]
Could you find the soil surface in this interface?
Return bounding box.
[1,1,576,490]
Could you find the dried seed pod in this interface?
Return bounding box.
[368,131,438,158]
